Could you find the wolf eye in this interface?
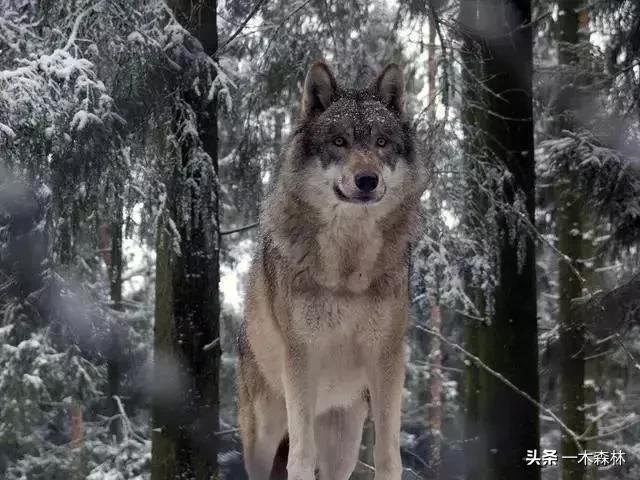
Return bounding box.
[376,137,388,147]
[333,136,346,147]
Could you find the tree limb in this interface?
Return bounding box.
[220,222,258,236]
[219,0,268,51]
[416,325,583,450]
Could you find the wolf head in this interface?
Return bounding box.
[278,61,425,219]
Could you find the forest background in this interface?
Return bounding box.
[1,1,640,479]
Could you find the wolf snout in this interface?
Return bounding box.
[354,171,379,193]
[334,168,386,203]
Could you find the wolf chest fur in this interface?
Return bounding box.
[238,61,428,480]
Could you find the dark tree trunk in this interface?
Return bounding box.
[459,1,484,478]
[427,14,437,120]
[555,2,589,479]
[151,1,220,479]
[427,303,442,479]
[425,14,444,478]
[59,208,73,265]
[474,1,540,479]
[56,194,86,476]
[107,193,124,442]
[557,179,586,480]
[152,222,177,479]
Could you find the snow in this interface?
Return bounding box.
[0,121,15,138]
[17,338,41,351]
[70,110,103,131]
[127,31,146,44]
[22,374,43,390]
[0,324,14,340]
[220,238,253,314]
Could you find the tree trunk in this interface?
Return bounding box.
[152,220,178,479]
[69,403,86,480]
[59,208,73,265]
[581,227,599,480]
[151,1,220,479]
[475,1,539,479]
[584,353,600,480]
[425,17,443,478]
[557,177,586,480]
[555,3,589,480]
[459,1,484,478]
[104,192,124,442]
[427,14,437,120]
[56,199,87,477]
[428,303,442,480]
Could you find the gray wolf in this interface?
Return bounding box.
[237,61,428,480]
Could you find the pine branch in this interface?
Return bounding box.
[220,222,258,236]
[416,325,583,451]
[219,0,268,51]
[64,2,101,51]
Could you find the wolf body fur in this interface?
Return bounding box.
[238,62,428,480]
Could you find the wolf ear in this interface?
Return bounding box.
[301,61,337,118]
[374,64,404,114]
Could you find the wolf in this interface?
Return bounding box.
[237,61,428,480]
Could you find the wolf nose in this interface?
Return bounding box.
[354,172,379,193]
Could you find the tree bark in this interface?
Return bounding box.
[152,222,177,479]
[427,14,437,121]
[554,3,589,479]
[557,176,586,480]
[425,16,443,477]
[106,192,124,442]
[69,403,86,480]
[151,1,220,479]
[459,1,484,478]
[428,303,442,480]
[475,1,540,479]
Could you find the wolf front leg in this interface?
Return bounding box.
[367,342,405,480]
[283,345,318,480]
[239,392,287,480]
[315,398,368,480]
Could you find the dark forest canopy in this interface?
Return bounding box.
[1,0,640,479]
